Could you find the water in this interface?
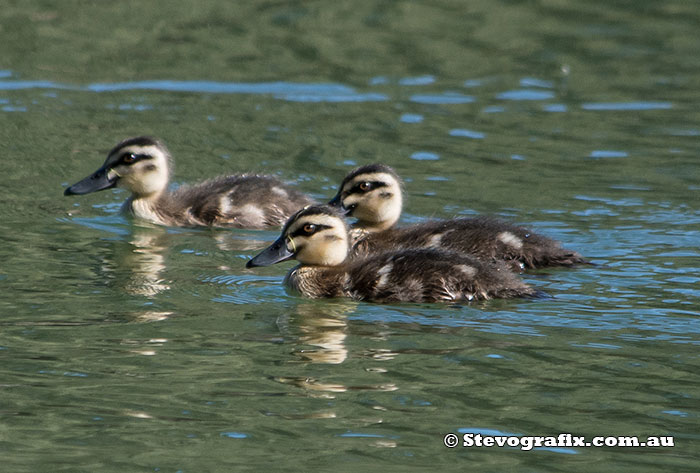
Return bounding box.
[1,1,699,471]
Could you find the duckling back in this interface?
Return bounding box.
[286,247,538,303]
[165,174,314,228]
[352,216,588,270]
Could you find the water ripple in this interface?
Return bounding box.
[220,431,249,439]
[59,215,131,236]
[410,151,440,161]
[542,103,568,112]
[0,80,69,90]
[581,102,673,111]
[399,75,436,86]
[0,79,389,103]
[400,113,424,123]
[497,89,555,100]
[590,150,629,158]
[409,93,475,104]
[520,77,555,88]
[449,129,486,139]
[205,272,288,305]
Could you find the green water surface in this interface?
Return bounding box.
[1,1,699,472]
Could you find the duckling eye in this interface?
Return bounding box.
[122,153,138,164]
[359,182,372,192]
[302,223,316,234]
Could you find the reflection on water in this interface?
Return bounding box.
[291,301,355,364]
[210,230,270,253]
[272,375,398,396]
[123,226,171,297]
[120,337,169,357]
[2,0,700,471]
[0,79,390,103]
[125,311,174,324]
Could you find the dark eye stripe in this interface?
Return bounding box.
[290,223,331,238]
[120,153,152,165]
[347,180,387,195]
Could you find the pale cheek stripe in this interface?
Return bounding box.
[287,236,297,252]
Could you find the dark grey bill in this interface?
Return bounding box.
[246,236,295,268]
[64,166,117,196]
[327,193,352,216]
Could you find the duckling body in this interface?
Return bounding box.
[64,136,313,229]
[352,216,587,270]
[329,164,588,270]
[123,173,311,228]
[284,248,537,302]
[246,205,537,303]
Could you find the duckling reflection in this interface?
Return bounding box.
[247,205,538,302]
[292,301,356,364]
[273,375,349,394]
[210,229,272,253]
[272,375,398,396]
[122,225,171,297]
[328,164,589,270]
[64,136,314,228]
[126,311,174,324]
[121,336,170,355]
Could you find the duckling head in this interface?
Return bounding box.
[328,164,403,231]
[64,136,171,199]
[247,205,349,268]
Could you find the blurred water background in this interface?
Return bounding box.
[0,1,698,471]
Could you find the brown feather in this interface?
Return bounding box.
[284,247,538,303]
[352,216,589,270]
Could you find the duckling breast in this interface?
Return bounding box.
[125,196,172,226]
[285,265,349,299]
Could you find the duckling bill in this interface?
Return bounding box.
[64,136,314,229]
[64,162,119,195]
[247,205,538,303]
[329,163,589,270]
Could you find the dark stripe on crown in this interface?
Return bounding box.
[340,163,398,186]
[282,205,347,234]
[110,136,162,155]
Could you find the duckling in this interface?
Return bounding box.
[328,164,589,270]
[64,136,314,229]
[246,205,538,303]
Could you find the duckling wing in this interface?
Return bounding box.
[357,217,588,269]
[441,217,589,269]
[171,175,314,229]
